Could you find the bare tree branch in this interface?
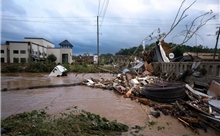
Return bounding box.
[171,0,185,28]
[180,14,216,45]
[162,0,196,40]
[166,12,217,52]
[142,0,216,55]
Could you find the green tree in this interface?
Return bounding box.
[47,54,57,62]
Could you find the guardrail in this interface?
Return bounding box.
[152,62,220,83]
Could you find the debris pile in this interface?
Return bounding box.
[82,72,220,133]
[81,40,220,134]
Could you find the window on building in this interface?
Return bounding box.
[13,58,19,63]
[21,58,26,63]
[1,50,4,54]
[13,50,19,54]
[20,50,26,54]
[1,58,5,63]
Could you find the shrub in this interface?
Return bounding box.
[61,63,70,71]
[1,64,23,73]
[47,54,57,63]
[26,62,56,73]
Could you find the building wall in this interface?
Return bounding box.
[30,43,47,60]
[43,40,54,48]
[47,48,72,64]
[31,43,39,58]
[60,48,72,63]
[1,38,73,64]
[25,38,43,46]
[39,45,44,59]
[8,42,30,63]
[1,45,7,63]
[25,38,54,48]
[47,48,61,63]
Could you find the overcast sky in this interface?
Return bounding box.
[1,0,220,55]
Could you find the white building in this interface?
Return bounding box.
[0,37,73,64]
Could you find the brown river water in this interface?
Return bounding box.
[1,73,218,136]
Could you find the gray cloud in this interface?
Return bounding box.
[1,0,219,55]
[2,0,26,15]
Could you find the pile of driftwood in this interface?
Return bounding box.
[82,71,220,134]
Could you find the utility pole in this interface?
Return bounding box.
[97,16,100,66]
[213,27,220,61]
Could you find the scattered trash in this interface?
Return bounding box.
[80,50,220,134]
[34,39,220,133]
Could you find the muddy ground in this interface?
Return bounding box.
[1,73,218,136]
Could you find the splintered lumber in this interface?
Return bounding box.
[130,96,155,106]
[180,100,209,116]
[175,101,185,112]
[185,90,196,101]
[130,96,173,109]
[178,117,189,126]
[181,116,199,124]
[156,104,173,109]
[178,117,199,134]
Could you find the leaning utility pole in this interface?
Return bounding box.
[213,26,220,61]
[97,16,100,66]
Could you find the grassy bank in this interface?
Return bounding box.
[1,62,115,73]
[1,108,128,136]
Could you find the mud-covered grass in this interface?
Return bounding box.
[1,108,129,136]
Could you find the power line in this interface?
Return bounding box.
[2,15,217,24]
[1,31,97,35]
[2,18,217,27]
[100,0,109,28]
[1,15,95,19]
[1,18,95,23]
[99,0,106,16]
[98,0,101,16]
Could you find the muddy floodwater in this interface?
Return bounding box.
[1,73,218,136]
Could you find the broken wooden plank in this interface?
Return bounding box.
[181,116,199,124]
